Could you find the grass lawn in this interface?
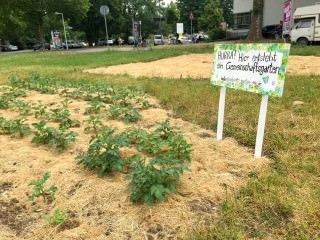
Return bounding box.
[0,44,319,239]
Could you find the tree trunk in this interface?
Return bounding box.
[37,17,44,43]
[247,0,264,40]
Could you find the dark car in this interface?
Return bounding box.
[33,43,51,51]
[262,24,282,39]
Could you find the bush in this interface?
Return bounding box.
[209,28,226,41]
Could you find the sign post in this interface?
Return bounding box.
[176,23,184,37]
[217,86,226,141]
[255,95,269,158]
[100,5,110,46]
[211,43,291,158]
[189,12,194,35]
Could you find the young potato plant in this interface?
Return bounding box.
[155,119,180,140]
[10,100,33,115]
[60,98,73,108]
[31,120,78,151]
[33,104,49,119]
[28,172,58,203]
[127,155,189,205]
[2,86,28,98]
[84,101,105,115]
[166,134,192,162]
[48,107,71,122]
[105,104,141,123]
[46,107,80,130]
[124,123,192,204]
[77,127,129,176]
[83,115,104,133]
[46,208,66,225]
[0,117,31,137]
[0,95,12,109]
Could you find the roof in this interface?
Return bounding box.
[294,4,320,17]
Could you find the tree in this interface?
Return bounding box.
[176,0,208,34]
[247,0,264,40]
[166,2,180,24]
[19,0,90,43]
[82,0,125,46]
[198,0,224,40]
[220,0,233,27]
[199,0,223,31]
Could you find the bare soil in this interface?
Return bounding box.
[0,90,268,239]
[84,54,320,78]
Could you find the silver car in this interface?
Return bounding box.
[154,35,164,46]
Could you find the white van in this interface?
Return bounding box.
[290,3,320,45]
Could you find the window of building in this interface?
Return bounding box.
[234,13,251,29]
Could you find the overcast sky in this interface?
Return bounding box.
[164,0,175,6]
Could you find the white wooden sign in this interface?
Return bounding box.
[211,43,291,158]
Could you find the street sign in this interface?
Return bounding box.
[177,23,183,34]
[100,5,109,16]
[189,12,194,20]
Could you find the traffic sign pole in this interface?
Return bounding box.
[100,5,110,46]
[104,15,108,46]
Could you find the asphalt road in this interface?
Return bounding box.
[0,45,151,55]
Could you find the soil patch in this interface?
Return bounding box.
[0,89,268,239]
[84,54,320,78]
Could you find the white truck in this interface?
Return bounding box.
[290,3,320,45]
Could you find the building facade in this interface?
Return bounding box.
[233,0,320,30]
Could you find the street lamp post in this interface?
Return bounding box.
[139,20,142,39]
[55,12,68,50]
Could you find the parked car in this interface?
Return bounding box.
[63,41,83,49]
[128,36,135,45]
[262,24,282,39]
[177,36,192,44]
[33,43,50,51]
[154,35,164,46]
[97,39,114,46]
[2,44,18,51]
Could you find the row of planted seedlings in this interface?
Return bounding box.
[1,74,193,204]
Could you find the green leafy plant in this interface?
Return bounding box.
[48,107,71,122]
[167,134,192,162]
[33,104,49,119]
[155,119,180,140]
[28,172,58,203]
[0,117,31,137]
[58,118,80,131]
[127,155,189,204]
[0,95,11,109]
[31,120,78,151]
[60,98,72,108]
[106,104,141,123]
[83,115,104,133]
[10,100,32,115]
[136,132,163,154]
[77,127,129,176]
[84,101,105,115]
[46,208,66,225]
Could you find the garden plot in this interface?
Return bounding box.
[0,75,267,240]
[84,54,320,79]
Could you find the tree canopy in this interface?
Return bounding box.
[0,0,227,48]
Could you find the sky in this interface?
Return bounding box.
[164,0,175,6]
